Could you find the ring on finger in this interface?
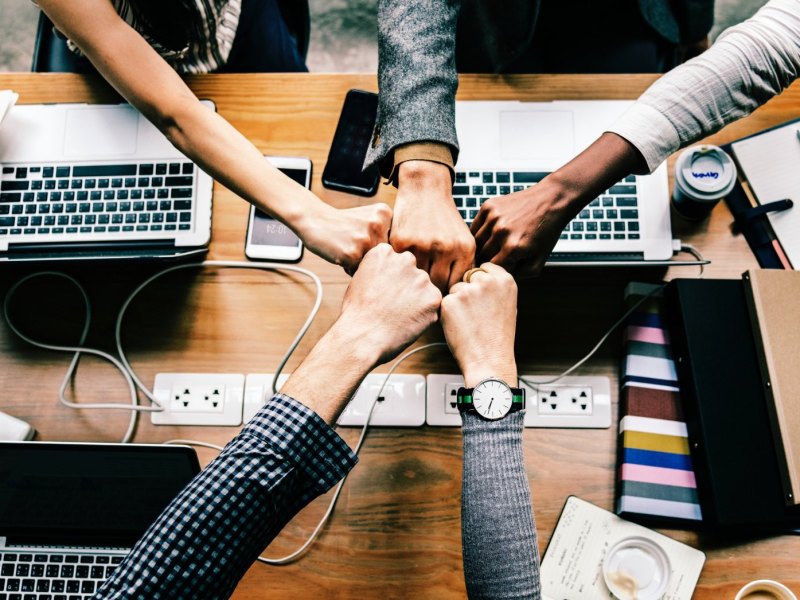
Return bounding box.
[462,267,488,284]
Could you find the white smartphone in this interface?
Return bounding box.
[245,156,311,262]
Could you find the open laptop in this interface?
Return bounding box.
[454,101,673,265]
[0,441,200,598]
[0,102,214,263]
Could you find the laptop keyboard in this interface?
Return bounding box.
[0,161,196,238]
[0,550,125,600]
[453,171,641,241]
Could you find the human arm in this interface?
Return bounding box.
[440,264,541,599]
[38,0,391,273]
[93,244,441,599]
[365,0,474,290]
[472,0,800,277]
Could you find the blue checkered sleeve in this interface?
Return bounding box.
[93,394,358,600]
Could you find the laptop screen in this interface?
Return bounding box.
[0,442,200,548]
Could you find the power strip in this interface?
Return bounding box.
[152,372,611,428]
[426,374,611,428]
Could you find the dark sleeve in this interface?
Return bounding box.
[460,411,541,599]
[93,394,358,600]
[364,0,461,179]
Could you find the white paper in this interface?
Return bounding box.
[541,497,705,600]
[731,124,800,268]
[0,90,19,128]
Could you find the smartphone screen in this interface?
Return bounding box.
[322,89,380,197]
[246,160,309,261]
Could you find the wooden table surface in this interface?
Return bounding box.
[0,73,798,599]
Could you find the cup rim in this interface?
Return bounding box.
[734,579,798,600]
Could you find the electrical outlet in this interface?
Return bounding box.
[427,374,465,426]
[151,373,244,426]
[243,373,290,422]
[426,374,612,428]
[519,376,611,428]
[337,374,425,427]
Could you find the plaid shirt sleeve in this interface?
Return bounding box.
[93,394,358,600]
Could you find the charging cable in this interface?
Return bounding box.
[3,261,323,442]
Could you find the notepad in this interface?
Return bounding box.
[731,122,800,268]
[541,496,705,600]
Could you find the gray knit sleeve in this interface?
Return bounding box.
[365,0,461,178]
[461,411,541,600]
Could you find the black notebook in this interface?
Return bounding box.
[664,279,800,531]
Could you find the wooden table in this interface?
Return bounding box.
[1,73,798,599]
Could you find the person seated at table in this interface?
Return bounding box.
[35,0,391,274]
[364,0,714,292]
[441,263,542,599]
[92,243,442,599]
[472,0,800,277]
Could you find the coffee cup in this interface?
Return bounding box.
[734,579,798,600]
[672,145,737,219]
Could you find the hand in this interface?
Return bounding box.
[471,178,574,278]
[440,263,518,387]
[391,161,475,291]
[471,132,647,277]
[299,204,392,274]
[338,243,442,365]
[677,36,710,64]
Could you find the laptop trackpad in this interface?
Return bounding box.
[64,106,138,158]
[500,111,574,162]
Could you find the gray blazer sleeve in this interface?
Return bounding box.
[364,0,461,177]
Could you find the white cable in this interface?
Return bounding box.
[257,341,447,566]
[4,272,148,443]
[520,284,666,389]
[163,439,225,452]
[680,243,706,278]
[521,244,707,389]
[3,261,323,442]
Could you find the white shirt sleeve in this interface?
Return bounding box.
[608,0,800,173]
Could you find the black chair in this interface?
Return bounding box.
[31,0,310,73]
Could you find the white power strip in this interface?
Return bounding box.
[426,374,611,428]
[152,372,611,428]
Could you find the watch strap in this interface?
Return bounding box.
[457,386,525,412]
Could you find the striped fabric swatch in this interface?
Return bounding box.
[615,282,703,524]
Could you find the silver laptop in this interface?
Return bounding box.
[0,102,214,262]
[0,441,200,599]
[454,101,673,264]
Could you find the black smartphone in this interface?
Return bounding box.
[322,89,381,197]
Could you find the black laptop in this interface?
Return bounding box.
[0,442,200,598]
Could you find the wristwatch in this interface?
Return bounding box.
[457,378,525,421]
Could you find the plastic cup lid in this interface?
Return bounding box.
[602,536,671,600]
[674,145,737,200]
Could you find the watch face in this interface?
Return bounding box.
[472,379,513,420]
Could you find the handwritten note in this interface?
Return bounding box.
[540,497,705,600]
[731,123,800,268]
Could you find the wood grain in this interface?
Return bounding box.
[0,73,797,599]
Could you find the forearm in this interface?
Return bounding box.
[162,101,325,230]
[461,412,541,600]
[532,132,647,221]
[95,396,357,600]
[282,317,380,424]
[366,0,461,175]
[609,0,800,171]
